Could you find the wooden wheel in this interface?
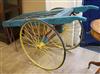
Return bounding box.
[20,19,66,70]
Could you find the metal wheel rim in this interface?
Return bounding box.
[20,18,66,70]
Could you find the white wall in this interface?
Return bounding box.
[75,0,82,6]
[46,0,82,10]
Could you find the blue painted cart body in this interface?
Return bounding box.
[3,5,99,27]
[2,5,99,45]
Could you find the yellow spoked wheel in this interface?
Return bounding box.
[60,20,83,50]
[20,19,66,70]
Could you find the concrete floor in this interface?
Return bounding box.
[0,41,100,74]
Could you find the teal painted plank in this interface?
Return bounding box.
[40,16,87,25]
[3,16,86,27]
[73,5,99,13]
[3,5,99,27]
[54,8,73,16]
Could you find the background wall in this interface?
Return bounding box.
[46,0,82,10]
[7,0,17,5]
[22,0,46,13]
[7,0,82,13]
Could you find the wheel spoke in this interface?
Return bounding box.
[45,29,52,36]
[34,21,41,42]
[23,29,38,45]
[22,34,36,45]
[27,22,39,42]
[48,33,56,41]
[47,41,63,48]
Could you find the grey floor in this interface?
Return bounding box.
[0,41,100,74]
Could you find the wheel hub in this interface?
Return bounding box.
[36,42,45,49]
